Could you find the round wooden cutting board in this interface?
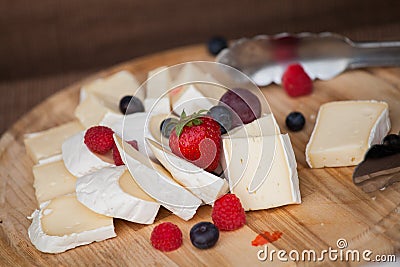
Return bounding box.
[1,44,399,266]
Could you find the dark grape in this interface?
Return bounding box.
[219,88,261,125]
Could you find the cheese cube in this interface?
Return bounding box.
[306,100,390,168]
[171,84,214,116]
[24,121,84,163]
[146,66,171,99]
[81,70,142,103]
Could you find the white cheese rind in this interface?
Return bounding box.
[28,197,116,254]
[223,113,281,138]
[76,166,160,224]
[147,139,229,204]
[62,131,113,177]
[222,134,301,211]
[114,135,201,220]
[305,100,390,168]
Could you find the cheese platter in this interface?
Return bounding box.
[0,44,399,266]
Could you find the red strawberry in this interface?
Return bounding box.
[282,63,313,97]
[169,111,221,172]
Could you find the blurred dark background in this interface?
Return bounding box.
[1,0,400,134]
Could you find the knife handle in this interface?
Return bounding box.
[349,41,400,69]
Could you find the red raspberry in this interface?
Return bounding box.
[211,194,246,231]
[112,144,124,166]
[84,126,115,154]
[150,222,183,252]
[282,63,313,97]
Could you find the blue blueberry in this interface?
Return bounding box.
[190,222,219,249]
[119,96,144,114]
[208,105,233,134]
[285,111,305,132]
[382,134,400,149]
[207,36,228,55]
[160,118,178,138]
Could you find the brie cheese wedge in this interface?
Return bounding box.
[76,166,160,224]
[24,121,84,163]
[62,131,114,177]
[33,160,77,204]
[28,194,116,254]
[114,135,201,220]
[306,100,390,168]
[147,139,229,204]
[222,134,301,211]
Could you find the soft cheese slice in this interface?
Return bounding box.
[147,139,229,204]
[62,131,114,177]
[171,84,214,115]
[306,100,390,168]
[146,66,171,99]
[80,70,142,103]
[24,121,84,163]
[114,135,201,220]
[222,134,301,211]
[28,194,116,253]
[76,166,160,224]
[223,113,281,138]
[33,160,77,204]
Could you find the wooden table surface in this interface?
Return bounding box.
[0,44,399,266]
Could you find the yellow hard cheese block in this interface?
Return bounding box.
[24,121,84,163]
[32,160,77,205]
[306,100,390,168]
